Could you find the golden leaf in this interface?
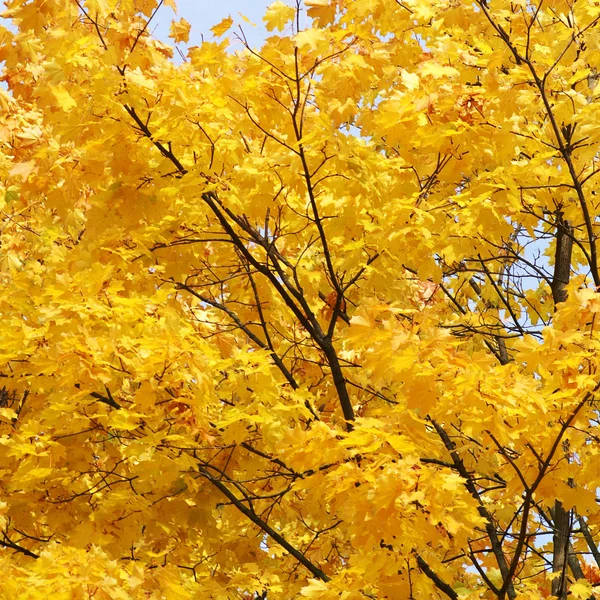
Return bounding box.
[169,17,191,43]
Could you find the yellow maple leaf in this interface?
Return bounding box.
[108,409,142,431]
[294,28,329,52]
[419,61,460,79]
[264,1,295,32]
[85,0,109,17]
[0,408,17,421]
[169,17,191,43]
[400,69,419,90]
[211,16,233,37]
[300,579,329,596]
[569,580,593,599]
[9,160,36,180]
[50,84,77,111]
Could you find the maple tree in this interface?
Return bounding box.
[3,0,600,598]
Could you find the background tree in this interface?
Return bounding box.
[1,0,600,598]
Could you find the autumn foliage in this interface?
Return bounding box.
[2,0,600,598]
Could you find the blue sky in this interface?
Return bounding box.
[152,0,274,50]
